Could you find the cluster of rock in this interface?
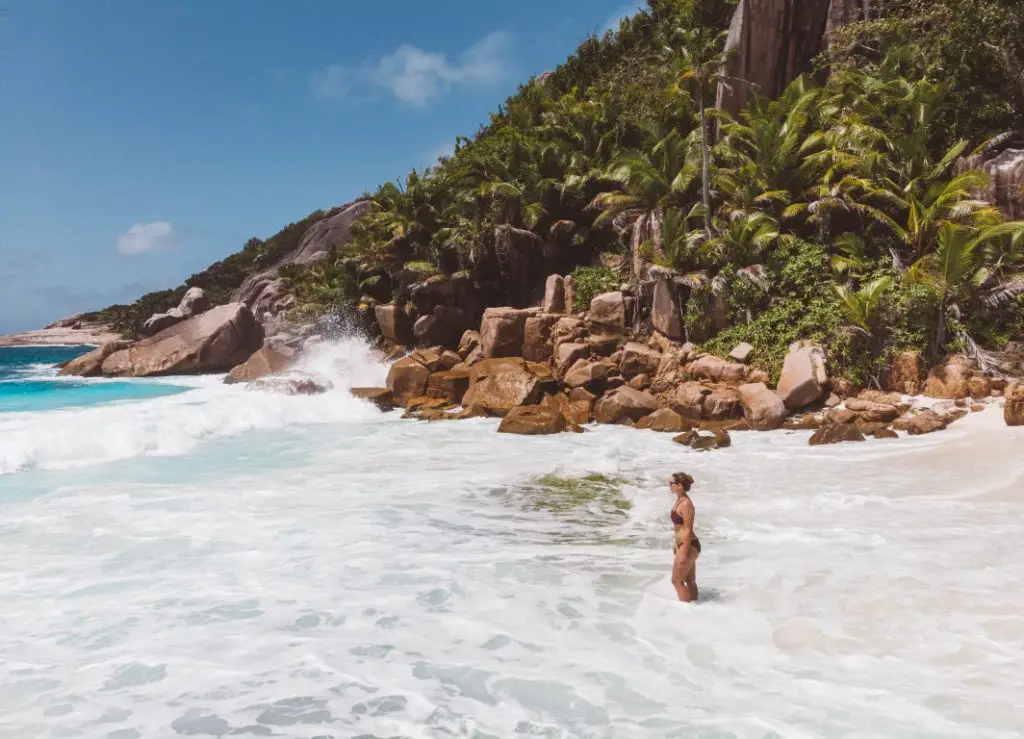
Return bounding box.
[141,287,213,336]
[347,276,1018,442]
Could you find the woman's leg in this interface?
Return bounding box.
[684,550,699,602]
[672,546,695,602]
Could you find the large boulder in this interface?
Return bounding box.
[716,0,833,119]
[685,355,747,384]
[350,387,395,412]
[885,350,922,395]
[587,292,627,334]
[650,279,682,340]
[141,287,213,337]
[480,307,530,358]
[892,409,947,435]
[666,382,712,421]
[375,304,414,346]
[386,356,432,406]
[1005,382,1024,426]
[224,343,297,384]
[738,382,787,430]
[702,387,743,420]
[58,340,133,377]
[555,342,588,374]
[498,405,568,435]
[924,355,974,399]
[563,359,614,390]
[427,368,472,404]
[523,313,560,362]
[248,373,332,396]
[728,343,754,364]
[543,274,566,314]
[462,365,541,417]
[634,407,689,433]
[956,146,1024,220]
[809,423,865,446]
[233,199,373,317]
[844,397,900,423]
[619,342,662,379]
[101,304,263,378]
[594,387,660,424]
[777,342,829,410]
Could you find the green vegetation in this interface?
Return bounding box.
[85,0,1024,379]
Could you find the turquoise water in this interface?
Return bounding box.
[0,346,188,413]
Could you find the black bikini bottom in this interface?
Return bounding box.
[674,536,701,555]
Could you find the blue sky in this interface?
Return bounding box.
[0,1,645,334]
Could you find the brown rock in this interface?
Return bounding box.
[458,330,481,358]
[409,347,446,372]
[480,307,530,358]
[674,429,731,451]
[350,387,395,412]
[568,387,597,403]
[462,367,541,417]
[783,415,821,430]
[1005,382,1024,426]
[777,342,828,410]
[824,393,841,408]
[809,424,865,446]
[924,355,973,399]
[844,398,900,423]
[587,291,626,333]
[100,303,263,378]
[702,387,743,420]
[587,333,621,357]
[667,382,712,421]
[620,342,663,379]
[249,373,332,396]
[523,313,560,362]
[470,357,528,384]
[686,355,748,384]
[826,408,858,425]
[498,405,567,435]
[857,390,902,406]
[543,274,566,314]
[427,368,472,403]
[893,410,947,435]
[872,427,899,440]
[224,344,296,384]
[555,341,588,373]
[563,359,614,390]
[594,386,660,424]
[738,382,787,431]
[58,340,133,377]
[386,356,431,406]
[969,375,992,400]
[636,407,689,433]
[886,350,922,395]
[375,304,413,345]
[628,374,650,390]
[540,392,591,425]
[650,279,682,340]
[563,274,577,312]
[971,403,986,413]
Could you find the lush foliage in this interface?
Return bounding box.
[568,265,620,311]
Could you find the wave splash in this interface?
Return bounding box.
[0,338,390,475]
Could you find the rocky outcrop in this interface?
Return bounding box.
[650,279,682,340]
[717,0,832,119]
[350,387,395,412]
[635,407,689,432]
[480,308,531,358]
[375,305,414,346]
[619,342,662,379]
[809,423,865,446]
[141,287,213,337]
[462,362,542,417]
[777,342,828,410]
[248,373,332,396]
[498,405,568,435]
[729,343,754,364]
[587,292,627,334]
[523,314,560,362]
[57,340,133,378]
[99,303,263,378]
[685,355,747,384]
[738,382,786,430]
[593,386,660,424]
[224,343,296,384]
[923,356,983,400]
[885,350,921,395]
[543,274,566,314]
[234,199,373,318]
[957,145,1024,219]
[1005,382,1024,426]
[386,356,432,406]
[674,429,731,451]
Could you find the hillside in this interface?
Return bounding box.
[85,0,1024,383]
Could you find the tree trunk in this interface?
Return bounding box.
[699,89,712,238]
[933,297,948,355]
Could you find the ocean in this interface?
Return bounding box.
[0,342,1021,738]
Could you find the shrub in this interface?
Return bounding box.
[569,265,621,310]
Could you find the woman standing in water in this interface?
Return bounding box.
[669,472,701,602]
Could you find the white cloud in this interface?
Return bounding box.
[601,4,645,35]
[311,32,512,107]
[425,141,456,169]
[116,221,173,255]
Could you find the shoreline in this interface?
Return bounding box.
[0,325,121,349]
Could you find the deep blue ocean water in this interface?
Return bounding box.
[0,346,188,413]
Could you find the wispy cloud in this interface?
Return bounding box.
[601,4,645,35]
[425,141,456,169]
[311,32,512,107]
[116,221,173,256]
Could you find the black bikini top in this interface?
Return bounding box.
[671,508,685,526]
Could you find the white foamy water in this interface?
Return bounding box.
[1,340,1022,738]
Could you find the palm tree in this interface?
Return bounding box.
[589,127,701,278]
[906,222,1024,353]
